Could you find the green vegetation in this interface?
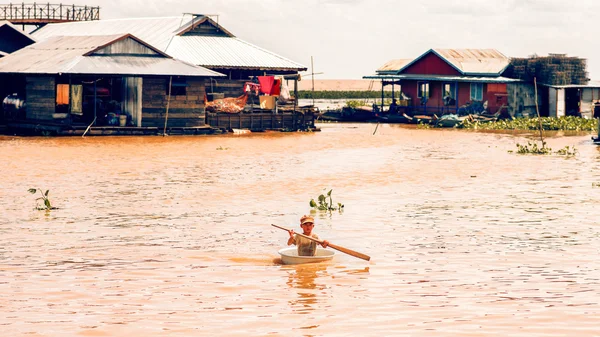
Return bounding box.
[509,142,578,156]
[462,116,597,131]
[514,141,553,155]
[28,188,56,211]
[346,100,363,108]
[555,145,578,156]
[309,189,344,212]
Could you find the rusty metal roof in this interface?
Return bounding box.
[31,16,306,71]
[0,34,224,77]
[433,49,509,75]
[376,59,412,74]
[381,48,510,76]
[363,74,521,83]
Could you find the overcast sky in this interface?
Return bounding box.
[73,0,599,80]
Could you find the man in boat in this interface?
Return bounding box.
[287,215,329,256]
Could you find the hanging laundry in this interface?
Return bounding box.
[257,76,275,95]
[271,79,281,97]
[244,82,261,95]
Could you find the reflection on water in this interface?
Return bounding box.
[1,125,600,336]
[286,264,328,314]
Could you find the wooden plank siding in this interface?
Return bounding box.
[206,111,317,132]
[141,77,206,127]
[25,76,55,120]
[401,53,461,76]
[205,79,247,98]
[92,38,160,56]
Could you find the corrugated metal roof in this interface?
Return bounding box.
[0,34,224,77]
[376,59,412,73]
[166,36,306,70]
[363,74,521,83]
[433,48,509,75]
[382,48,510,76]
[32,17,183,51]
[31,16,306,71]
[543,80,600,88]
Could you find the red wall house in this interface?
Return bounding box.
[402,53,461,76]
[387,49,511,115]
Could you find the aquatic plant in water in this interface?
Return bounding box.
[515,141,552,155]
[462,116,597,131]
[28,188,57,211]
[512,142,577,156]
[555,145,578,156]
[310,189,344,212]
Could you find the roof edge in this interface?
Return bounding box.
[83,33,172,58]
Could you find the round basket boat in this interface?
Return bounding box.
[278,247,335,265]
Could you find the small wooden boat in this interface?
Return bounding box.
[278,247,335,265]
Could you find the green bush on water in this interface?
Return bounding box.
[462,116,597,131]
[310,189,344,212]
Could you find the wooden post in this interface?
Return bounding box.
[93,80,97,125]
[534,77,544,144]
[381,80,384,112]
[293,76,298,114]
[163,76,172,136]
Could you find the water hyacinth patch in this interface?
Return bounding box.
[461,116,597,131]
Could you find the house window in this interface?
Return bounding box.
[470,83,483,101]
[56,84,69,105]
[443,83,455,98]
[443,83,456,106]
[168,78,187,96]
[418,82,429,98]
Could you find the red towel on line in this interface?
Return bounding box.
[258,76,275,95]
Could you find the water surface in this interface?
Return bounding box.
[1,124,599,336]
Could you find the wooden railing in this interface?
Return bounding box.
[0,3,100,23]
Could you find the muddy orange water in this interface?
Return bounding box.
[1,123,600,336]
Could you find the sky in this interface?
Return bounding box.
[71,0,600,80]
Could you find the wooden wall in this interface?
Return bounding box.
[205,79,247,98]
[507,83,537,117]
[401,53,461,76]
[92,38,160,56]
[25,76,55,120]
[141,77,206,127]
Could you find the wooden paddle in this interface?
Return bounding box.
[271,224,371,261]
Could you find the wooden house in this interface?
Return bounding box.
[28,15,316,132]
[364,49,522,116]
[0,21,35,111]
[0,33,224,135]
